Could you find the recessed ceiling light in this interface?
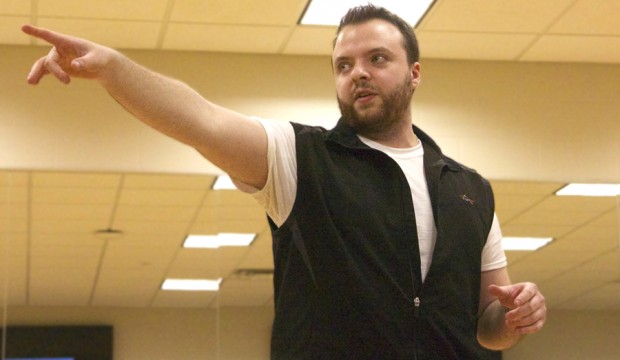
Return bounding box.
[162,278,222,291]
[184,233,256,249]
[502,237,553,251]
[212,175,237,190]
[300,0,435,27]
[556,183,620,197]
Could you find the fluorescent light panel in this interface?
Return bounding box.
[184,233,256,248]
[212,175,237,190]
[300,0,434,26]
[162,278,222,291]
[502,237,553,251]
[556,183,620,197]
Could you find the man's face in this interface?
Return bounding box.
[332,19,420,136]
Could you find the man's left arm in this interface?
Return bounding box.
[477,267,547,350]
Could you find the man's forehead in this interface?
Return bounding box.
[333,19,404,58]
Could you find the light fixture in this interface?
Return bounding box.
[300,0,435,27]
[183,233,256,249]
[212,175,237,190]
[502,237,553,251]
[162,278,222,291]
[556,183,620,197]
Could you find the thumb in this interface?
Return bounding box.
[71,52,94,72]
[70,51,106,76]
[488,284,520,308]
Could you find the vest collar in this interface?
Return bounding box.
[326,117,462,173]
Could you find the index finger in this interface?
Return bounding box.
[21,24,67,46]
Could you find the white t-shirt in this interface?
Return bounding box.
[247,119,507,280]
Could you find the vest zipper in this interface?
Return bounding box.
[414,296,420,317]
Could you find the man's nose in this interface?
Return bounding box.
[351,63,370,82]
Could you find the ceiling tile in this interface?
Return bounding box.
[0,0,30,14]
[33,171,121,188]
[195,205,265,222]
[31,203,114,221]
[29,268,98,306]
[0,171,29,186]
[283,26,336,55]
[216,278,273,307]
[0,201,27,220]
[32,187,117,205]
[0,16,31,45]
[151,290,219,308]
[417,32,536,61]
[123,173,214,189]
[550,0,620,36]
[556,281,620,310]
[114,205,197,222]
[521,35,620,64]
[31,233,101,247]
[491,181,565,195]
[36,18,162,49]
[529,195,617,213]
[501,223,575,239]
[118,188,205,206]
[37,0,169,20]
[163,23,291,54]
[102,243,177,270]
[204,189,259,206]
[170,0,307,26]
[31,219,112,234]
[30,244,102,267]
[420,0,575,33]
[93,268,165,306]
[111,219,188,236]
[508,209,607,227]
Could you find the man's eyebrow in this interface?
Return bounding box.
[334,46,393,61]
[368,46,393,55]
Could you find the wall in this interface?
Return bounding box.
[4,306,273,360]
[2,45,619,182]
[505,310,620,360]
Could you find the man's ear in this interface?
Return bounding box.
[410,62,421,87]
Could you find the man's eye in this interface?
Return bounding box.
[371,54,386,63]
[337,63,350,72]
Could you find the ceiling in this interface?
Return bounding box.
[0,0,619,64]
[0,171,619,311]
[0,1,618,311]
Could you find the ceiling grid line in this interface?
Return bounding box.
[155,0,176,50]
[513,0,581,61]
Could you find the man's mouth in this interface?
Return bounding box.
[354,89,378,102]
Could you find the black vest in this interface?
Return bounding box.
[269,120,501,360]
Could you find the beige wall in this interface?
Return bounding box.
[2,45,619,181]
[2,45,620,359]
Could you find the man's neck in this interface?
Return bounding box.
[359,121,420,149]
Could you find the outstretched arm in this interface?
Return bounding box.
[477,267,546,350]
[22,25,268,189]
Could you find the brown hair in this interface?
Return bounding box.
[334,4,420,64]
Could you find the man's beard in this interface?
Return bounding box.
[338,75,414,137]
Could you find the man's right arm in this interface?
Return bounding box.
[23,25,268,190]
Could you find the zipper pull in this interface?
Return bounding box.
[414,297,420,317]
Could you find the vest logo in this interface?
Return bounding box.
[460,194,475,205]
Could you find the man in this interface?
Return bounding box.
[23,4,545,359]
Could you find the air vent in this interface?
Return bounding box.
[231,268,274,280]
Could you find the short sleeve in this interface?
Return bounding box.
[246,118,297,227]
[481,213,508,271]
